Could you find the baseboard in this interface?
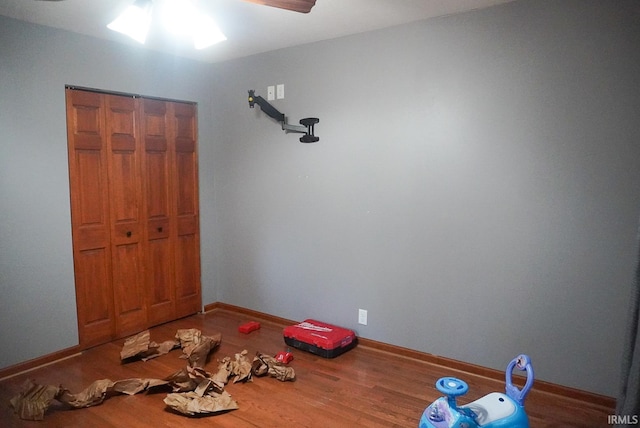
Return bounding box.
[0,345,82,381]
[204,301,298,326]
[205,301,616,410]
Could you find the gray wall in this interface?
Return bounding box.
[1,0,639,399]
[209,0,640,397]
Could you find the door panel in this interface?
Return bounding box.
[66,89,114,347]
[111,242,144,334]
[146,238,175,324]
[76,151,107,225]
[71,91,103,150]
[145,153,170,218]
[110,153,137,220]
[105,94,146,337]
[141,98,176,324]
[175,153,196,215]
[175,233,200,317]
[75,248,113,345]
[172,102,201,317]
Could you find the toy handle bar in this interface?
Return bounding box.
[505,354,534,406]
[435,377,468,410]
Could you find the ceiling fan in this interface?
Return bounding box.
[239,0,317,13]
[36,0,318,14]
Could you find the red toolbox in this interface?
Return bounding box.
[283,319,357,358]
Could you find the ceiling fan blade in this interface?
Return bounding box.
[241,0,317,14]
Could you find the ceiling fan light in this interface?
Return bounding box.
[193,15,227,50]
[107,0,153,44]
[162,0,195,36]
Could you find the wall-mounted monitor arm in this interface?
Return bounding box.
[248,90,284,122]
[248,89,319,143]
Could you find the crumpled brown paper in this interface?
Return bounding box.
[9,369,240,421]
[10,328,225,421]
[9,381,61,421]
[252,352,296,382]
[120,329,222,367]
[120,330,180,361]
[175,329,222,368]
[161,364,239,416]
[230,350,253,383]
[10,377,171,421]
[164,391,239,416]
[9,329,293,421]
[165,365,224,394]
[212,357,232,385]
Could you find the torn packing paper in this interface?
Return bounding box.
[10,329,295,420]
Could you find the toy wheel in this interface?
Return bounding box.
[436,377,469,397]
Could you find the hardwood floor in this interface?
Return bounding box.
[0,309,613,427]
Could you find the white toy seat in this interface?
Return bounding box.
[460,392,516,426]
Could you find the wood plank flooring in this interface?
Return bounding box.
[0,309,613,427]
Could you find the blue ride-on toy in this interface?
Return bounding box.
[419,354,534,428]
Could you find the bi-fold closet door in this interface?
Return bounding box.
[66,88,201,348]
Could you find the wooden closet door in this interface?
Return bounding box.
[105,95,147,337]
[141,99,177,325]
[67,89,147,346]
[140,99,201,323]
[66,89,115,347]
[68,89,201,347]
[172,102,201,318]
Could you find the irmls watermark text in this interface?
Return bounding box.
[608,414,639,425]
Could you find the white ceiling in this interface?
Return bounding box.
[0,0,513,63]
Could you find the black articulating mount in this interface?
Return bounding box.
[248,89,319,143]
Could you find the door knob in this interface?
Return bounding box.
[126,231,132,237]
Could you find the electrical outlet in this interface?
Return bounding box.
[358,309,368,325]
[267,85,275,101]
[276,84,284,99]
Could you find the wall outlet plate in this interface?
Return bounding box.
[358,309,368,325]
